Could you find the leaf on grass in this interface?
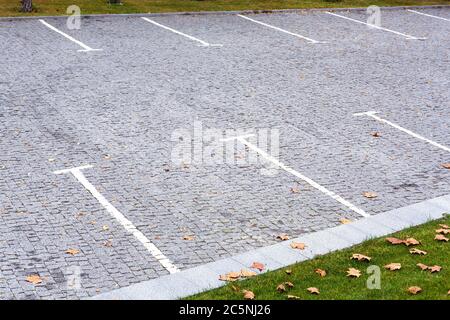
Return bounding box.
[285,269,292,275]
[386,237,405,245]
[65,248,80,256]
[384,263,401,271]
[428,265,442,273]
[231,285,240,293]
[435,234,449,242]
[436,228,450,235]
[26,275,42,285]
[276,233,290,241]
[307,287,320,295]
[346,268,361,278]
[439,224,449,229]
[442,163,450,169]
[290,242,306,250]
[250,262,265,272]
[417,263,429,271]
[340,218,352,224]
[315,269,327,277]
[242,290,255,300]
[408,286,422,295]
[404,238,420,246]
[287,295,300,300]
[410,248,427,255]
[363,191,378,199]
[240,269,257,278]
[351,253,371,262]
[285,282,294,288]
[276,284,286,293]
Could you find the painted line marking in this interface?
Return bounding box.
[54,165,179,274]
[222,134,370,218]
[141,17,222,47]
[237,14,324,44]
[39,19,102,52]
[407,9,450,22]
[325,11,426,40]
[354,111,450,153]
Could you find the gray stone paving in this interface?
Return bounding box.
[0,7,449,299]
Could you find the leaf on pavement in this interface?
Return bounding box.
[408,286,422,295]
[182,235,194,241]
[351,253,371,262]
[442,163,450,169]
[315,268,327,277]
[26,275,42,285]
[340,218,352,224]
[290,242,306,250]
[410,248,427,255]
[290,186,300,194]
[370,132,381,138]
[250,262,265,272]
[242,290,255,300]
[219,271,241,281]
[435,234,449,242]
[240,269,257,278]
[307,287,320,295]
[417,263,429,271]
[276,233,290,241]
[346,268,361,278]
[65,248,80,256]
[384,263,401,271]
[363,191,377,199]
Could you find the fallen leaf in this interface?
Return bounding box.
[340,218,352,224]
[65,248,80,256]
[439,224,449,229]
[290,242,306,250]
[103,154,111,160]
[346,268,361,278]
[231,285,240,293]
[250,262,265,272]
[363,191,377,199]
[276,233,290,241]
[276,284,286,293]
[290,186,300,194]
[26,275,42,285]
[436,228,450,235]
[315,268,327,277]
[240,269,257,278]
[428,265,442,273]
[285,281,294,288]
[219,271,241,281]
[371,132,381,137]
[442,163,450,169]
[408,286,422,295]
[103,240,113,247]
[182,235,194,241]
[404,238,420,246]
[384,263,401,271]
[410,248,427,255]
[351,253,371,262]
[287,295,300,300]
[285,269,292,275]
[242,290,255,300]
[102,225,109,231]
[448,290,450,295]
[417,263,429,271]
[435,234,449,242]
[307,287,320,295]
[386,237,405,245]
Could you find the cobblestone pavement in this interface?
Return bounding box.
[0,7,449,299]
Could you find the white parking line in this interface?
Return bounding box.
[54,165,179,274]
[39,19,102,52]
[222,134,370,218]
[354,111,450,153]
[237,14,323,44]
[407,9,450,22]
[141,17,222,47]
[325,12,426,40]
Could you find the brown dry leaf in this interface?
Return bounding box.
[290,242,306,250]
[439,224,449,229]
[448,290,450,295]
[285,269,292,275]
[276,233,290,241]
[103,240,113,247]
[250,262,265,272]
[182,235,194,241]
[285,282,294,288]
[346,268,361,278]
[242,290,255,300]
[287,295,300,300]
[404,238,420,246]
[219,271,241,282]
[290,186,300,194]
[410,248,427,255]
[103,154,111,160]
[371,132,381,138]
[307,287,320,295]
[240,269,257,278]
[408,286,422,295]
[417,263,429,271]
[386,237,405,245]
[26,274,42,285]
[315,269,327,277]
[384,263,401,271]
[428,265,442,273]
[351,253,371,262]
[435,234,449,242]
[363,191,377,199]
[442,163,450,169]
[65,248,80,256]
[340,218,352,224]
[436,228,450,235]
[276,284,286,293]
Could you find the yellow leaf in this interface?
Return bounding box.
[65,248,80,256]
[276,284,286,293]
[287,295,300,300]
[26,275,42,285]
[307,287,320,295]
[340,218,352,224]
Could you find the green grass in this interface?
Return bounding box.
[1,0,449,17]
[188,216,450,300]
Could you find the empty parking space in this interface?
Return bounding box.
[0,7,449,299]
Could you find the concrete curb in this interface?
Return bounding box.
[0,5,449,21]
[92,194,450,300]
